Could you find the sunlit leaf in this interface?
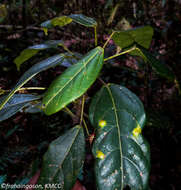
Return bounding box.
[41,16,72,29]
[37,126,85,190]
[51,16,72,27]
[42,46,104,115]
[89,84,150,190]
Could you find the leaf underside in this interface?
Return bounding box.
[42,46,104,115]
[89,84,150,190]
[0,54,64,112]
[37,125,85,190]
[0,94,40,122]
[40,14,97,29]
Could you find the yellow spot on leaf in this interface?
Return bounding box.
[132,124,142,138]
[99,120,107,128]
[96,151,105,160]
[43,28,48,36]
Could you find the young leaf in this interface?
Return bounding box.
[112,26,154,49]
[41,16,72,29]
[37,125,85,190]
[42,46,104,115]
[0,54,65,111]
[14,40,63,70]
[51,16,72,27]
[69,14,97,27]
[0,94,40,122]
[89,84,150,190]
[138,47,175,81]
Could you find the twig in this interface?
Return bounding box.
[104,46,136,62]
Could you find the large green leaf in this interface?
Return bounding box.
[138,47,175,81]
[112,26,154,49]
[69,14,97,27]
[42,46,104,115]
[37,125,85,190]
[0,94,40,122]
[0,54,65,111]
[14,40,63,70]
[89,84,150,190]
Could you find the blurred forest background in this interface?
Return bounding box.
[0,0,181,189]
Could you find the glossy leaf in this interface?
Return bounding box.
[0,94,40,122]
[69,14,97,27]
[112,26,154,49]
[0,54,65,111]
[42,46,104,115]
[89,84,150,190]
[138,47,175,81]
[14,40,63,70]
[37,125,85,190]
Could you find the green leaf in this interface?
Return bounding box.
[0,54,65,111]
[112,32,134,49]
[14,40,63,70]
[42,46,104,115]
[51,16,73,27]
[137,47,175,81]
[37,125,85,190]
[112,26,154,49]
[69,14,97,27]
[0,94,40,122]
[89,84,150,190]
[41,16,72,29]
[14,49,39,71]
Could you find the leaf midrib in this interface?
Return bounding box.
[51,126,81,182]
[105,84,124,190]
[44,49,101,108]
